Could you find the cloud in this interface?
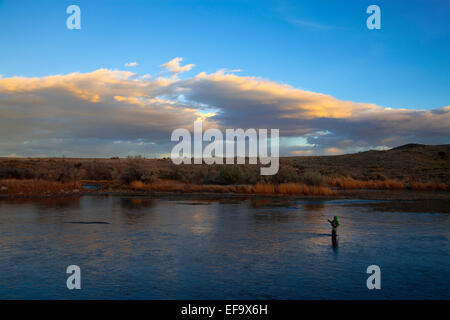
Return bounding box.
[0,64,448,157]
[181,71,450,153]
[161,57,195,74]
[289,150,315,156]
[0,69,209,157]
[125,62,138,67]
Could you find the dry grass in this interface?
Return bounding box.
[1,175,447,198]
[1,144,449,198]
[276,183,336,196]
[407,181,448,191]
[326,177,405,190]
[0,179,83,196]
[128,180,336,196]
[1,176,447,198]
[253,183,276,194]
[130,180,145,189]
[326,177,448,191]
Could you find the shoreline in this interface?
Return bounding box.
[1,188,448,201]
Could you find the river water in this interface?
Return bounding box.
[0,195,448,299]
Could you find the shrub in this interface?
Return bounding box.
[120,156,156,184]
[272,165,299,184]
[83,162,113,180]
[216,166,242,185]
[301,170,325,186]
[0,167,35,179]
[240,166,261,184]
[203,168,222,184]
[158,164,183,180]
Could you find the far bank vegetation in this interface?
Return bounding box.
[1,144,449,196]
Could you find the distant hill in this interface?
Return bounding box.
[0,144,449,184]
[284,144,450,182]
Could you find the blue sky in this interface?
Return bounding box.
[0,0,449,157]
[1,0,448,109]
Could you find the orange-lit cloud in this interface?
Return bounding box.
[0,62,448,157]
[161,57,195,74]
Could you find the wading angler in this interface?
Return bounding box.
[171,121,279,175]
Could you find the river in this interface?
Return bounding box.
[0,195,448,299]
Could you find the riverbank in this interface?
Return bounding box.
[1,144,448,200]
[0,178,448,201]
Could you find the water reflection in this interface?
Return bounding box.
[331,234,338,251]
[120,197,156,210]
[304,202,326,212]
[118,197,157,225]
[0,195,448,299]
